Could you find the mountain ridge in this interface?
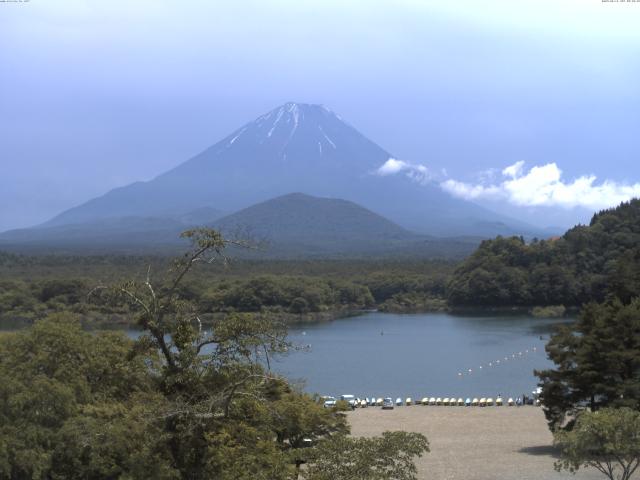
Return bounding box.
[0,192,480,258]
[4,102,547,254]
[39,102,539,236]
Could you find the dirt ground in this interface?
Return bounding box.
[347,406,605,480]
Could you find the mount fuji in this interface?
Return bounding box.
[1,103,541,254]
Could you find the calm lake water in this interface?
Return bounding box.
[1,312,564,401]
[275,312,563,400]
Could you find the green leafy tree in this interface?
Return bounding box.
[554,408,640,480]
[536,298,640,430]
[0,314,167,479]
[609,248,640,304]
[301,431,429,480]
[94,229,302,478]
[289,297,310,314]
[268,389,349,475]
[0,228,431,479]
[448,199,640,308]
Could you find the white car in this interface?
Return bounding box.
[322,396,336,408]
[340,394,357,409]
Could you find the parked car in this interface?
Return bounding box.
[382,397,394,410]
[340,394,357,409]
[321,396,336,408]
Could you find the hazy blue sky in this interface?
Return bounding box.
[1,0,639,230]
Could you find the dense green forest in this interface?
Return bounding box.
[447,200,640,308]
[0,230,429,479]
[0,252,453,328]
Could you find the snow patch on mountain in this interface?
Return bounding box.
[318,126,336,149]
[222,102,344,157]
[228,126,247,146]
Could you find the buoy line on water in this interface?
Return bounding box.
[456,346,539,378]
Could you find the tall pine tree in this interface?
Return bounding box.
[536,298,640,430]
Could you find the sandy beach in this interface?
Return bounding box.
[347,406,603,480]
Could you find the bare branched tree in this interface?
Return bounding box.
[92,228,289,419]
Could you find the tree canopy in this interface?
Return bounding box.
[0,228,429,479]
[448,199,640,308]
[0,314,168,479]
[0,254,452,329]
[301,431,429,480]
[554,408,640,480]
[536,298,640,430]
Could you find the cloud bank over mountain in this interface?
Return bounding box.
[375,157,640,212]
[440,161,640,210]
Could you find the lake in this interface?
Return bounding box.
[1,311,564,401]
[274,312,563,400]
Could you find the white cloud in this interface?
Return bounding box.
[502,160,524,179]
[377,158,407,175]
[441,179,502,200]
[376,158,431,184]
[440,161,640,210]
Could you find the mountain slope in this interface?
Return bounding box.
[214,192,413,251]
[0,208,225,254]
[212,193,478,258]
[40,102,539,238]
[0,193,480,258]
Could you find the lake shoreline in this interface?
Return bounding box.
[0,302,578,333]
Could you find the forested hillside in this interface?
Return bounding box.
[0,254,453,327]
[447,200,640,307]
